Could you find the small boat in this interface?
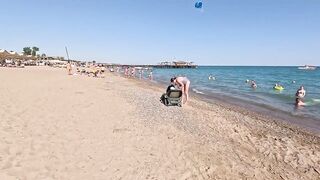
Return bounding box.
[298,65,317,70]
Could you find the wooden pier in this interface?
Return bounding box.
[118,61,197,69]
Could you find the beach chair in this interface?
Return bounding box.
[161,89,183,107]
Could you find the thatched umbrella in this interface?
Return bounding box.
[14,53,31,61]
[0,49,11,60]
[8,51,20,59]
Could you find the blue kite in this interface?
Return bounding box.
[195,1,203,8]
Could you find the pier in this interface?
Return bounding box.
[119,61,197,69]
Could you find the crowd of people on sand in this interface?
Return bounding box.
[66,61,107,78]
[0,59,24,67]
[65,62,156,81]
[122,66,154,80]
[0,59,41,67]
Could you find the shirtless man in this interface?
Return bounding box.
[171,76,191,104]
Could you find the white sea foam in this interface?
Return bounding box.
[193,88,205,94]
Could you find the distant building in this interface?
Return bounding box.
[158,60,197,68]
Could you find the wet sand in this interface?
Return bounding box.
[0,66,319,179]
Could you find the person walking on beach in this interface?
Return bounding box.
[138,69,142,79]
[171,76,190,104]
[131,67,136,77]
[124,67,129,77]
[66,61,72,75]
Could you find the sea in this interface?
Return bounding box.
[150,66,320,131]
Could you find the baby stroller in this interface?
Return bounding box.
[161,85,183,107]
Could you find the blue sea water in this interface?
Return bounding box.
[152,66,320,120]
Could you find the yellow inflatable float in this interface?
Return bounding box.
[274,85,284,90]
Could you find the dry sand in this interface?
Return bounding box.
[0,66,319,180]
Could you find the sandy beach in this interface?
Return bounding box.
[0,66,319,180]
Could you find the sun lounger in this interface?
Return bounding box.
[161,89,183,107]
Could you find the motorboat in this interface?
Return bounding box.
[298,65,317,70]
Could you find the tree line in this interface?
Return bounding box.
[23,47,46,58]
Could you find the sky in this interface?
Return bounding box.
[1,0,320,65]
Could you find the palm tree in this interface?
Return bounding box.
[31,47,39,56]
[23,47,32,55]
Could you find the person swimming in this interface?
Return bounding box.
[296,86,306,98]
[251,80,257,89]
[171,76,190,104]
[208,75,216,80]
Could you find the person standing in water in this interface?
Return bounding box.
[296,86,306,98]
[171,76,191,104]
[295,98,306,106]
[148,70,153,80]
[251,80,257,89]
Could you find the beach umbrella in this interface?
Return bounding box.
[0,50,11,60]
[8,51,21,59]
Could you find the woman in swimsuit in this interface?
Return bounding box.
[296,86,306,98]
[171,76,191,104]
[295,98,306,106]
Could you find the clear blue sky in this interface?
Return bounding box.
[1,0,319,65]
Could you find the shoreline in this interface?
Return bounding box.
[152,66,320,123]
[118,72,320,136]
